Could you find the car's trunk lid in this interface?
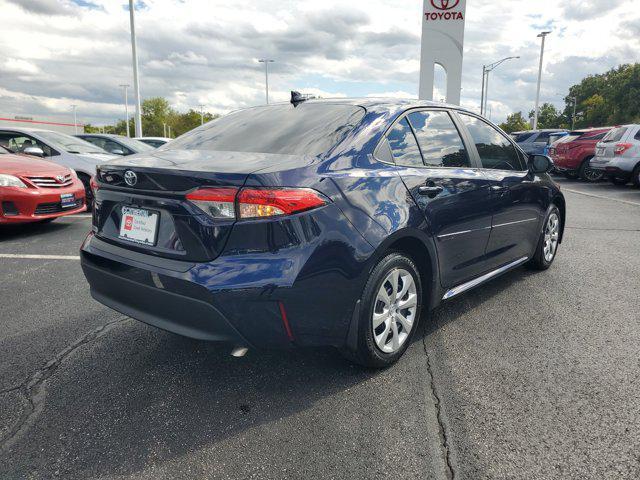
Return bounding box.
[93,150,309,262]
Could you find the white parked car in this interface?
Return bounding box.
[0,128,116,203]
[590,124,640,186]
[134,136,172,148]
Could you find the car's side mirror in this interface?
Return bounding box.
[23,146,45,157]
[110,149,125,155]
[528,154,554,174]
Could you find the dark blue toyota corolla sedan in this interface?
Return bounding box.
[81,98,565,368]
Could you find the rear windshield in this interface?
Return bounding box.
[168,103,366,156]
[602,127,627,143]
[112,136,154,152]
[512,132,535,143]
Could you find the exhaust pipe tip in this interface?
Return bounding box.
[231,346,248,358]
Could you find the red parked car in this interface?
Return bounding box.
[0,146,86,224]
[550,127,612,182]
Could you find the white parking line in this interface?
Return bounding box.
[563,188,640,207]
[0,254,80,260]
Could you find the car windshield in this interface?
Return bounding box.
[36,130,107,154]
[513,132,535,143]
[602,127,627,143]
[111,136,155,152]
[168,103,366,157]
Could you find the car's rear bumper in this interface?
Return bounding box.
[0,181,86,224]
[81,216,373,348]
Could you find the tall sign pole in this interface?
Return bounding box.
[129,0,143,137]
[419,0,467,105]
[533,31,551,130]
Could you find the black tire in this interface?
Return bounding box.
[341,253,423,368]
[632,164,640,188]
[78,173,93,211]
[563,171,579,180]
[528,205,561,271]
[578,156,603,182]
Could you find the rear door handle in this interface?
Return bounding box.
[418,185,444,197]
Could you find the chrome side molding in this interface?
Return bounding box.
[442,256,529,300]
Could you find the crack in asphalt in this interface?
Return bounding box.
[0,316,129,452]
[422,324,455,480]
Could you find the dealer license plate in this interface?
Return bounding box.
[60,193,75,209]
[118,206,159,246]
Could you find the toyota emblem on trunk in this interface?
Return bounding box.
[124,170,138,186]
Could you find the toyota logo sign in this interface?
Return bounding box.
[124,170,138,186]
[430,0,459,10]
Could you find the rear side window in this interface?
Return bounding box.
[459,114,525,171]
[602,127,627,143]
[168,103,365,157]
[407,111,469,168]
[386,118,423,167]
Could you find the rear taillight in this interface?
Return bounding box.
[185,187,238,219]
[186,187,329,220]
[237,188,328,219]
[614,143,633,155]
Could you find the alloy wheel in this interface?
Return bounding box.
[543,213,560,262]
[372,268,418,354]
[583,166,603,182]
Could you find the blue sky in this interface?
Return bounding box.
[1,0,638,126]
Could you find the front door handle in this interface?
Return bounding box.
[418,185,444,197]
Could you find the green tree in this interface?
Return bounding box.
[499,112,530,133]
[528,103,564,129]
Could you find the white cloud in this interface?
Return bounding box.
[0,0,638,125]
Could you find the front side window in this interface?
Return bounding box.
[459,114,525,171]
[386,118,423,167]
[407,111,469,168]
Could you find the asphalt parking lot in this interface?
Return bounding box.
[1,178,639,479]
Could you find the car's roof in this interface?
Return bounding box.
[258,97,476,115]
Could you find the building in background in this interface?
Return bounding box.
[0,115,83,134]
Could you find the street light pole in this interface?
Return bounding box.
[533,31,551,130]
[480,66,486,115]
[129,0,143,137]
[71,105,78,134]
[258,59,275,104]
[119,84,130,137]
[481,56,520,118]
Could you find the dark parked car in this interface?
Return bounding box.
[75,134,154,156]
[81,99,565,368]
[550,127,612,181]
[512,129,567,155]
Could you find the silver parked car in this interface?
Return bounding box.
[0,128,116,203]
[76,134,155,156]
[590,124,640,186]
